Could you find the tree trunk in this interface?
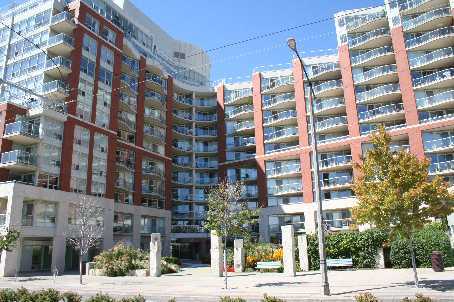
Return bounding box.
[79,253,83,285]
[223,236,228,290]
[409,237,419,288]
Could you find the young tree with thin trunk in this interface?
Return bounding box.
[353,127,453,287]
[204,180,257,289]
[0,229,19,254]
[66,196,104,285]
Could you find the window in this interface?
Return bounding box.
[100,46,114,67]
[82,34,97,56]
[84,13,99,33]
[101,26,116,44]
[80,56,95,78]
[173,51,186,59]
[114,212,133,233]
[99,67,113,86]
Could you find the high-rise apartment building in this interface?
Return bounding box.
[0,0,453,275]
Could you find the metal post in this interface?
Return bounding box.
[288,38,330,296]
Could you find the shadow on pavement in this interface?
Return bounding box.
[408,280,454,292]
[255,281,305,287]
[332,284,404,295]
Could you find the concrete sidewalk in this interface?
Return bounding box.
[0,267,453,301]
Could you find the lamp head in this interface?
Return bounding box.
[287,37,297,52]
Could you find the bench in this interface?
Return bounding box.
[326,258,353,269]
[255,261,282,270]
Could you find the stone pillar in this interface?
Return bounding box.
[375,247,385,269]
[149,233,161,277]
[210,231,223,277]
[132,213,141,249]
[297,234,309,272]
[102,200,114,250]
[52,202,68,274]
[281,225,296,276]
[233,239,245,273]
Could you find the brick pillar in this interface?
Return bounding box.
[339,44,360,137]
[252,73,267,207]
[216,84,227,180]
[164,77,174,210]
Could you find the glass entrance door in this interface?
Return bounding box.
[20,240,53,273]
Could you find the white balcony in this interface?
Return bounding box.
[319,155,352,172]
[267,163,301,179]
[231,137,256,151]
[224,88,253,105]
[354,64,398,85]
[42,80,69,99]
[264,127,298,143]
[358,103,405,123]
[262,93,295,110]
[234,120,255,134]
[410,47,454,70]
[350,46,395,68]
[272,183,303,196]
[47,33,74,57]
[0,150,36,172]
[406,26,454,51]
[424,136,454,153]
[348,28,391,50]
[226,104,254,120]
[356,83,401,104]
[313,80,343,98]
[413,68,454,89]
[321,175,353,190]
[416,90,454,110]
[314,98,346,116]
[44,57,71,78]
[402,7,452,33]
[398,0,450,16]
[3,121,40,145]
[429,159,454,176]
[263,110,297,127]
[309,63,341,81]
[50,11,76,33]
[262,75,294,94]
[345,10,387,34]
[144,91,165,108]
[316,116,348,134]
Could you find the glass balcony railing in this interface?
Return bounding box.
[410,47,454,69]
[267,163,301,177]
[173,110,193,121]
[195,114,217,122]
[402,7,451,31]
[425,136,454,152]
[233,137,256,147]
[172,193,193,201]
[173,157,192,167]
[262,75,294,92]
[225,88,252,104]
[143,127,165,139]
[321,175,353,188]
[226,152,255,161]
[46,56,71,70]
[195,128,217,136]
[310,63,339,78]
[173,126,192,136]
[194,144,218,153]
[175,96,193,106]
[142,166,164,176]
[173,141,192,152]
[351,46,393,66]
[263,110,297,124]
[51,11,73,24]
[171,225,206,233]
[145,73,163,86]
[354,64,397,84]
[406,26,454,49]
[313,80,343,95]
[262,92,295,109]
[316,116,347,131]
[413,68,454,88]
[359,103,404,121]
[272,183,302,195]
[348,28,390,49]
[264,127,298,141]
[195,161,218,169]
[314,98,345,113]
[48,33,73,47]
[320,155,352,169]
[416,90,454,109]
[395,0,432,12]
[142,185,163,196]
[0,150,36,166]
[195,98,217,107]
[356,83,400,103]
[144,91,165,103]
[345,10,387,31]
[226,105,254,118]
[195,177,217,185]
[122,55,139,72]
[144,110,165,122]
[429,160,454,174]
[234,120,255,132]
[173,174,192,183]
[42,80,68,94]
[4,121,39,138]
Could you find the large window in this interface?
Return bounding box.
[268,214,305,243]
[114,212,133,233]
[22,200,57,227]
[80,56,96,78]
[82,34,97,56]
[101,26,116,44]
[84,13,99,33]
[100,46,114,67]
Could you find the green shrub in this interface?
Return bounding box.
[0,289,16,302]
[219,297,247,302]
[355,292,379,302]
[94,243,148,277]
[162,256,181,266]
[86,293,115,302]
[261,294,285,302]
[119,295,146,302]
[161,260,180,274]
[15,288,33,302]
[33,289,61,302]
[167,298,176,302]
[62,292,82,302]
[390,223,454,268]
[308,229,387,270]
[401,294,433,302]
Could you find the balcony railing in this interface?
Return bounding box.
[195,114,217,122]
[351,46,393,66]
[194,99,217,107]
[310,63,339,78]
[413,68,454,88]
[144,91,165,104]
[345,10,386,31]
[173,174,193,183]
[224,88,252,104]
[406,26,454,49]
[46,56,71,70]
[410,47,454,69]
[416,90,454,109]
[0,150,36,166]
[173,110,193,121]
[175,96,193,106]
[402,7,451,31]
[358,103,404,121]
[122,55,139,72]
[429,160,454,174]
[173,126,193,136]
[320,155,352,169]
[267,163,301,177]
[316,116,347,131]
[173,158,192,167]
[425,136,454,152]
[262,94,294,111]
[144,127,165,139]
[142,166,164,176]
[51,11,73,24]
[348,28,390,48]
[47,33,73,47]
[173,141,192,152]
[226,105,254,118]
[354,64,397,84]
[233,137,256,147]
[145,73,163,86]
[356,83,400,103]
[263,110,297,125]
[272,183,302,195]
[314,98,345,113]
[195,177,218,185]
[171,225,206,233]
[234,120,255,132]
[321,175,353,188]
[172,193,193,201]
[142,185,164,196]
[4,121,39,138]
[194,144,218,153]
[395,0,432,12]
[264,127,298,141]
[195,160,218,169]
[313,80,343,96]
[42,80,68,94]
[262,75,294,92]
[144,110,165,123]
[195,128,217,137]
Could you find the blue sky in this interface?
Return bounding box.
[138,0,383,83]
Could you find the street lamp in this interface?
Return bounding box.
[287,37,330,296]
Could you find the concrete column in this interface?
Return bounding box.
[297,234,309,272]
[258,213,269,242]
[132,213,141,249]
[210,231,223,277]
[149,233,161,277]
[281,225,295,276]
[375,247,385,269]
[102,201,114,250]
[233,239,245,273]
[0,192,23,277]
[52,202,69,273]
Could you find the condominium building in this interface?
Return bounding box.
[0,0,454,275]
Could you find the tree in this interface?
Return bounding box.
[204,180,257,289]
[0,229,20,254]
[66,196,104,285]
[352,127,454,287]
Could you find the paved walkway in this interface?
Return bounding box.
[0,267,453,301]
